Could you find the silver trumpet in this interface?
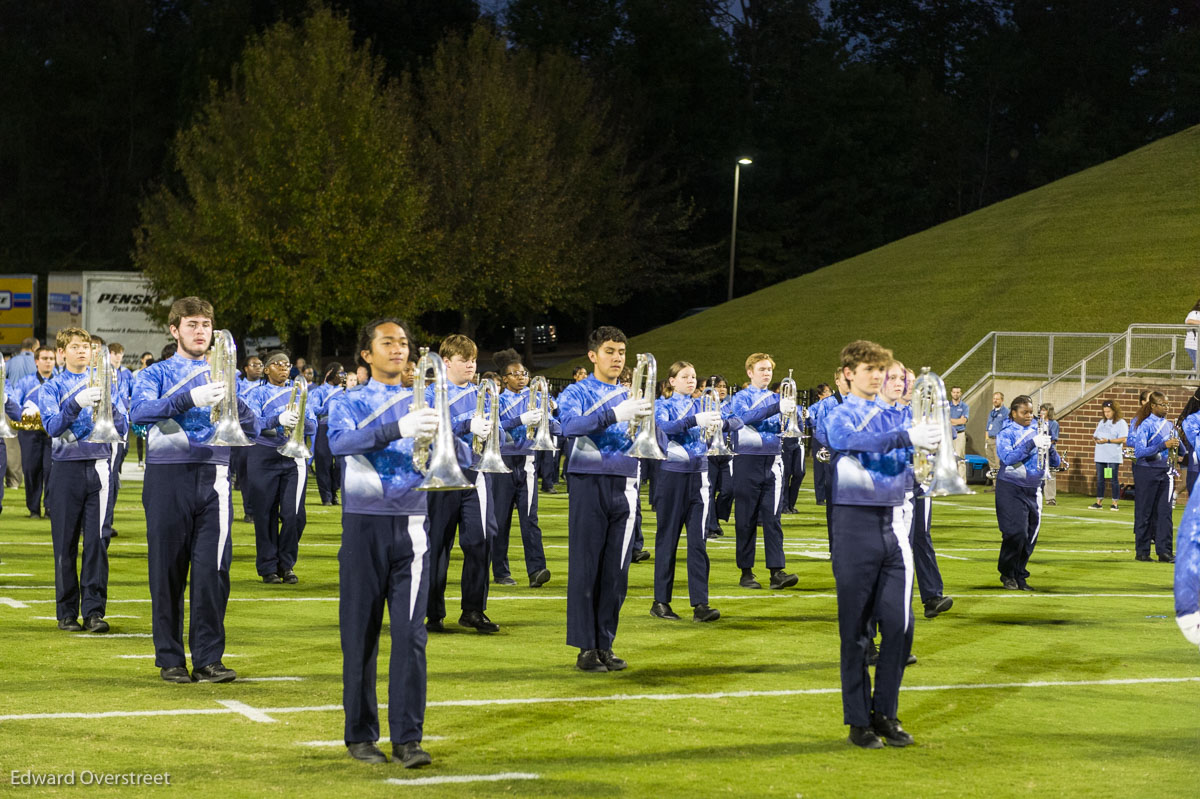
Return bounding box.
[473,378,510,474]
[277,377,312,459]
[779,369,802,438]
[911,367,973,496]
[528,376,558,452]
[626,353,666,460]
[700,386,735,457]
[1035,417,1051,473]
[85,343,122,443]
[0,357,16,437]
[412,348,472,492]
[203,330,253,447]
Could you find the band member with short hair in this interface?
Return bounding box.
[826,340,941,749]
[721,352,798,590]
[38,328,130,634]
[811,372,849,510]
[423,334,498,634]
[0,391,19,525]
[327,317,464,767]
[245,352,318,584]
[995,395,1061,588]
[1128,392,1178,563]
[102,342,133,538]
[130,297,258,684]
[13,346,56,518]
[311,362,347,506]
[232,356,265,520]
[651,361,741,623]
[703,375,733,539]
[490,349,553,588]
[557,327,651,672]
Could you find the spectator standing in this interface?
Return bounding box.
[1090,400,1128,511]
[984,392,1006,487]
[1038,403,1060,506]
[947,386,969,481]
[6,337,38,384]
[1185,299,1200,372]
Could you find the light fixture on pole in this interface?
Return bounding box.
[727,157,753,303]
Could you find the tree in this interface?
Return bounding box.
[133,5,432,362]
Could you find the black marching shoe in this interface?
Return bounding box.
[598,649,627,671]
[576,649,608,673]
[1159,555,1175,563]
[425,618,446,633]
[193,661,237,683]
[394,741,432,769]
[693,604,721,622]
[769,569,798,589]
[906,653,918,666]
[650,601,681,620]
[281,570,298,584]
[1017,580,1035,591]
[57,618,83,632]
[160,666,193,684]
[495,575,517,586]
[262,573,283,584]
[870,713,914,747]
[923,595,954,618]
[458,610,500,633]
[529,568,551,587]
[1135,554,1152,562]
[739,570,762,589]
[631,548,650,563]
[847,725,885,749]
[346,742,388,764]
[83,615,110,633]
[1001,576,1019,590]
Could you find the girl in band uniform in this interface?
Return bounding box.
[995,395,1061,589]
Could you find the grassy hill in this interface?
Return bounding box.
[553,124,1200,386]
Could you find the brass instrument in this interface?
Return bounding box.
[528,376,558,452]
[626,353,666,460]
[11,412,43,432]
[85,343,122,443]
[472,378,510,474]
[1035,417,1051,473]
[1167,421,1184,473]
[277,377,312,459]
[700,386,735,457]
[779,369,802,439]
[203,330,253,447]
[911,367,973,496]
[0,357,15,437]
[412,348,472,491]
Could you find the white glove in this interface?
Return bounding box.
[75,386,104,409]
[908,422,943,451]
[470,415,492,438]
[277,409,299,429]
[613,398,652,423]
[1033,433,1052,450]
[1177,611,1200,646]
[519,407,543,426]
[190,382,225,408]
[694,410,721,429]
[780,397,797,415]
[398,408,438,439]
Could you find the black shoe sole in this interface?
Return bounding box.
[770,576,798,589]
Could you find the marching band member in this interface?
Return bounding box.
[1037,404,1060,506]
[995,395,1061,589]
[245,352,318,583]
[311,362,347,506]
[1174,484,1200,653]
[102,340,133,538]
[811,372,849,512]
[38,328,129,634]
[1175,388,1200,496]
[490,349,553,588]
[130,297,257,684]
[13,346,56,518]
[423,335,498,634]
[651,361,741,623]
[703,375,733,539]
[1128,392,1178,563]
[557,326,651,672]
[826,340,940,748]
[721,352,798,590]
[231,355,264,522]
[0,389,18,526]
[326,317,465,767]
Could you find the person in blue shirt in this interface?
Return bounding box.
[96,340,135,538]
[130,297,258,684]
[1175,484,1200,653]
[1037,404,1061,506]
[244,352,318,584]
[703,375,734,540]
[810,372,848,510]
[721,352,799,590]
[38,328,130,634]
[651,361,742,623]
[947,385,968,481]
[0,390,19,527]
[1090,400,1129,510]
[826,340,941,749]
[326,317,466,768]
[310,362,346,506]
[13,346,56,518]
[5,337,38,385]
[1175,388,1200,497]
[995,395,1061,590]
[231,355,264,521]
[984,392,1006,485]
[423,334,498,635]
[557,326,654,673]
[1127,392,1179,563]
[490,349,555,589]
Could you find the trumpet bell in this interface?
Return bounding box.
[86,417,123,444]
[277,437,312,459]
[627,426,666,460]
[207,414,253,448]
[923,454,973,497]
[530,429,558,452]
[475,447,511,474]
[416,445,474,491]
[705,434,736,458]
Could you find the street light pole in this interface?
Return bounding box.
[727,157,752,303]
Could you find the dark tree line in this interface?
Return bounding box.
[3,0,1198,346]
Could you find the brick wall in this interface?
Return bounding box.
[1053,380,1196,498]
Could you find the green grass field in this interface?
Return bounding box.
[548,124,1200,385]
[1,476,1196,798]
